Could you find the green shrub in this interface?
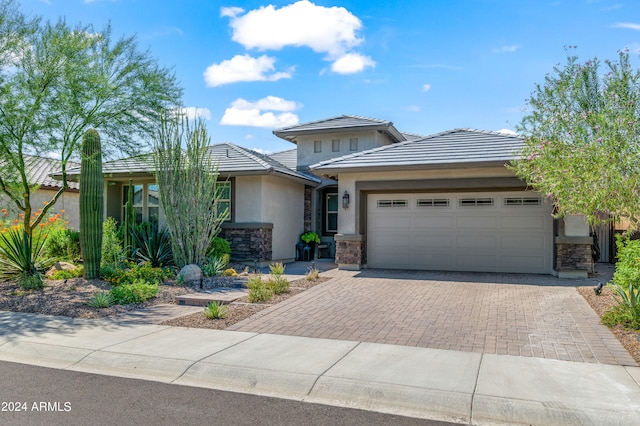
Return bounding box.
[0,226,52,278]
[101,217,126,268]
[269,261,285,276]
[222,268,237,277]
[612,234,640,290]
[50,267,83,280]
[208,237,231,259]
[202,255,229,277]
[247,276,273,303]
[87,291,113,308]
[268,275,289,295]
[109,280,159,305]
[104,262,173,287]
[602,304,640,329]
[18,272,44,290]
[43,227,80,262]
[204,301,228,319]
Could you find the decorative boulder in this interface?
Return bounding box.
[45,262,78,278]
[178,264,203,283]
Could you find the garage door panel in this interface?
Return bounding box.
[456,216,498,229]
[456,235,498,249]
[413,216,454,228]
[367,192,553,274]
[501,216,546,230]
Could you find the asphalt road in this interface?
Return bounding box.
[0,361,457,426]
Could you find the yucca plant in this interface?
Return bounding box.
[0,226,51,282]
[611,283,640,312]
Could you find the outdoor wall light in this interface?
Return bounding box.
[342,191,350,209]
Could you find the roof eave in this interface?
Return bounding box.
[311,159,516,176]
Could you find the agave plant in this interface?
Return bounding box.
[0,226,52,279]
[132,225,173,267]
[611,283,640,311]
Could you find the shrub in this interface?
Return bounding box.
[0,225,52,279]
[300,231,320,244]
[132,224,173,267]
[268,275,289,295]
[104,263,173,287]
[247,276,273,303]
[202,255,228,277]
[612,234,640,289]
[222,268,237,277]
[18,272,44,290]
[305,266,320,281]
[43,226,80,262]
[269,261,285,276]
[101,217,126,268]
[87,291,113,308]
[602,304,640,330]
[204,301,228,319]
[109,280,159,305]
[208,237,231,259]
[50,267,83,280]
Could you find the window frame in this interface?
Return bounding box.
[326,192,338,233]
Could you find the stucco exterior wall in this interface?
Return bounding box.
[234,176,263,222]
[262,175,305,261]
[335,166,517,235]
[31,189,81,230]
[296,130,394,167]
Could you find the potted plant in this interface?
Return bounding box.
[300,232,320,260]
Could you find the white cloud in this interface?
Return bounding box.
[225,1,363,58]
[251,147,272,155]
[203,54,292,87]
[220,6,244,18]
[178,107,212,121]
[497,128,518,136]
[423,83,431,92]
[406,105,421,112]
[220,96,301,128]
[331,53,375,74]
[245,134,254,140]
[492,45,520,53]
[613,22,640,30]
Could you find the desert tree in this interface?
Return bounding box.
[511,49,640,228]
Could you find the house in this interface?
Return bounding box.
[1,155,80,229]
[62,143,320,265]
[274,115,596,278]
[56,114,598,277]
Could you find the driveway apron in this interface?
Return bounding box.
[228,269,636,366]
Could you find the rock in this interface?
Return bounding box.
[45,261,77,277]
[178,264,203,283]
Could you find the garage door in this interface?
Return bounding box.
[367,192,553,274]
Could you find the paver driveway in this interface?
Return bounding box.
[229,268,637,366]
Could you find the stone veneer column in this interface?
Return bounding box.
[334,234,364,270]
[304,185,312,233]
[220,223,273,265]
[554,215,593,278]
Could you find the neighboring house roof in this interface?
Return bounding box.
[268,149,297,170]
[7,155,81,191]
[273,114,407,144]
[59,143,320,185]
[310,128,525,173]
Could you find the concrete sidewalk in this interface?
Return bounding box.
[1,311,639,424]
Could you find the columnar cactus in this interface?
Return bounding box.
[79,128,103,279]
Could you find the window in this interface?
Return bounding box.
[147,184,159,224]
[326,193,338,233]
[332,139,340,152]
[122,184,144,224]
[377,200,408,208]
[350,138,358,151]
[314,140,322,153]
[504,197,542,206]
[417,198,450,207]
[216,182,231,221]
[459,197,494,207]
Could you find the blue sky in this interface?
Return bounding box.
[21,0,640,153]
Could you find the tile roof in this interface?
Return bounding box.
[311,128,525,172]
[4,155,81,191]
[268,149,297,170]
[273,114,406,143]
[62,143,320,185]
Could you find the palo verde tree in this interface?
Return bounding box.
[511,48,640,228]
[154,115,229,269]
[0,2,182,277]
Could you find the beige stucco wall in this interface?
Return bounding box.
[335,165,517,235]
[235,175,304,261]
[26,189,80,230]
[296,130,394,167]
